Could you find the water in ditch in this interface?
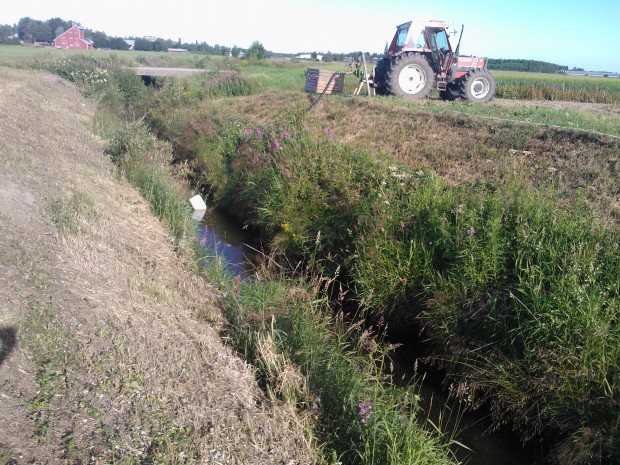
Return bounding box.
[193,208,258,279]
[193,207,542,465]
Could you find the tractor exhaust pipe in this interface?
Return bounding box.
[455,24,464,56]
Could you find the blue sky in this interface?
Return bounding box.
[3,0,620,71]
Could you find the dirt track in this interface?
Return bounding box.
[0,67,313,464]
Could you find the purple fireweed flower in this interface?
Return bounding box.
[270,138,281,151]
[256,129,263,137]
[467,226,476,237]
[282,130,290,138]
[329,129,336,138]
[359,401,373,423]
[247,128,254,136]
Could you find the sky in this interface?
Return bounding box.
[2,0,620,72]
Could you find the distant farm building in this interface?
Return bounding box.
[296,53,324,61]
[53,24,94,50]
[124,39,135,50]
[558,70,620,78]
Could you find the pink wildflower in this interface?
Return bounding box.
[359,401,373,423]
[270,138,281,151]
[467,226,476,237]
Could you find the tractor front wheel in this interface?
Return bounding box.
[385,53,434,99]
[460,69,496,102]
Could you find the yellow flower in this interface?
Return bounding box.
[281,223,290,232]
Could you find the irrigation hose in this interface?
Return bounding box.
[308,72,346,112]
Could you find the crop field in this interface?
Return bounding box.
[2,46,620,465]
[494,70,620,104]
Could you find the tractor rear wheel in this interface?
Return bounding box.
[385,53,434,99]
[460,69,496,102]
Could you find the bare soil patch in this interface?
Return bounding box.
[0,67,314,464]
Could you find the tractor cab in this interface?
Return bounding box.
[387,19,455,76]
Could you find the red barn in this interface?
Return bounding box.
[53,24,94,50]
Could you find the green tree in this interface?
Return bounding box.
[0,24,14,40]
[231,45,241,57]
[323,51,334,62]
[152,38,165,51]
[29,20,52,43]
[134,37,153,51]
[46,17,71,37]
[310,51,317,60]
[109,37,129,50]
[244,41,268,60]
[17,17,34,41]
[90,30,109,49]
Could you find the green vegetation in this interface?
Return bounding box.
[105,122,191,241]
[13,50,620,465]
[142,63,619,463]
[218,268,459,465]
[494,70,620,104]
[96,56,461,465]
[489,58,566,74]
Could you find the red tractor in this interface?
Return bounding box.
[373,19,496,102]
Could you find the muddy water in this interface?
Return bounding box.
[193,208,541,464]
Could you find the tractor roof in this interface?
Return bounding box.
[398,19,450,30]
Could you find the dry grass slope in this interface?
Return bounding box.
[0,67,314,464]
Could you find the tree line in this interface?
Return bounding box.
[0,16,245,55]
[488,58,568,73]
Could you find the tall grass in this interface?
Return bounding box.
[193,107,620,464]
[495,71,620,105]
[106,122,190,241]
[219,265,459,465]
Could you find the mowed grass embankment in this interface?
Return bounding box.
[141,61,620,464]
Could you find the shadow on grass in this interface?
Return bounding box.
[0,326,17,366]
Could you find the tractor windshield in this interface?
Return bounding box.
[434,29,451,53]
[395,24,410,49]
